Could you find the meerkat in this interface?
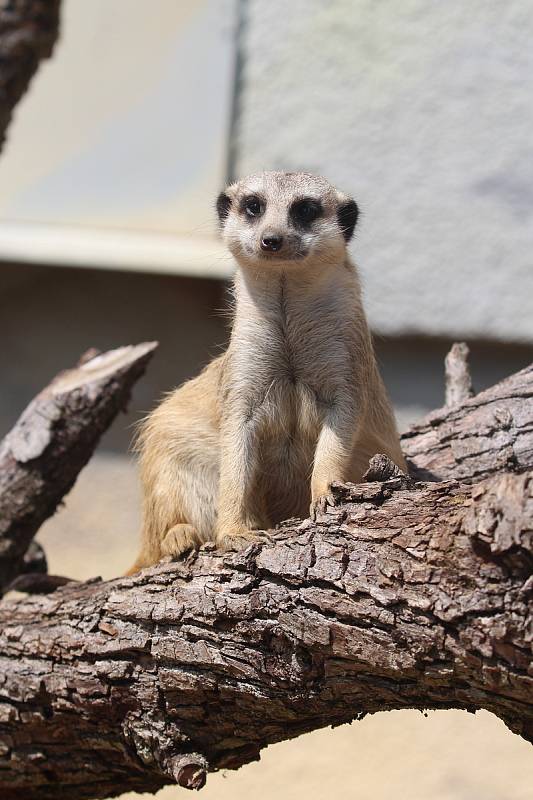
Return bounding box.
[127,171,406,573]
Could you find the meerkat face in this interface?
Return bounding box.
[216,171,358,271]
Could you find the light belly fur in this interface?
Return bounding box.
[251,378,322,524]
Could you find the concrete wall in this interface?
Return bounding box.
[234,0,533,343]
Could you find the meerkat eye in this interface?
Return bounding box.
[243,196,263,218]
[291,199,322,225]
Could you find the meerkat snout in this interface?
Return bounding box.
[217,171,359,270]
[260,232,283,252]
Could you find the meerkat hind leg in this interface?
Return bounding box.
[161,523,203,560]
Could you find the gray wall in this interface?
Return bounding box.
[233,0,533,343]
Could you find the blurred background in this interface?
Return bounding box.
[1,1,532,798]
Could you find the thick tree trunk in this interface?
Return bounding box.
[0,0,61,151]
[0,361,531,799]
[0,343,157,593]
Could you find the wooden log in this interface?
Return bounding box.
[0,343,158,592]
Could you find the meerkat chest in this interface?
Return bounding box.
[232,292,354,437]
[273,290,353,393]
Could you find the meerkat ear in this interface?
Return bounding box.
[216,191,232,224]
[337,199,359,242]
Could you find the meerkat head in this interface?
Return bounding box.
[216,171,358,271]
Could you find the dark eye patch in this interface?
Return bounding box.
[240,195,264,220]
[337,199,359,242]
[290,198,323,227]
[216,191,231,224]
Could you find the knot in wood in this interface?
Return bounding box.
[363,453,410,484]
[465,472,533,577]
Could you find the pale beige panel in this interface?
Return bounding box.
[0,0,237,272]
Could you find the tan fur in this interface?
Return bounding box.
[127,172,406,574]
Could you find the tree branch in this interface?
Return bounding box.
[444,341,474,407]
[0,342,158,593]
[403,362,533,482]
[0,362,531,799]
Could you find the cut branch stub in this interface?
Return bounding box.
[445,341,474,407]
[167,754,208,791]
[363,452,410,483]
[0,342,158,592]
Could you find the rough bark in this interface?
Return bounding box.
[403,362,533,482]
[0,0,61,151]
[0,342,158,593]
[0,362,531,799]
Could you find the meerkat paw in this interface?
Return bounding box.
[216,529,271,552]
[161,524,202,560]
[310,492,336,520]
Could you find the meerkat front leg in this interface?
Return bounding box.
[311,400,358,518]
[216,413,268,551]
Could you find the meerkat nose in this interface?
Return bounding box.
[261,234,283,252]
